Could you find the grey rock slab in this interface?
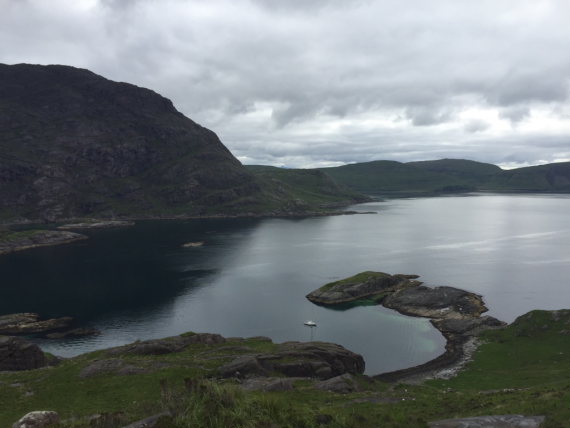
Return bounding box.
[12,411,59,428]
[428,414,545,428]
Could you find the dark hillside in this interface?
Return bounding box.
[0,63,263,222]
[319,160,476,195]
[484,161,570,191]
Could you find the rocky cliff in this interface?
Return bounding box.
[0,64,266,222]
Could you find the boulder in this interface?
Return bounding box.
[315,373,360,394]
[12,411,59,428]
[0,336,47,371]
[240,377,296,392]
[219,341,364,380]
[218,355,268,378]
[428,414,545,428]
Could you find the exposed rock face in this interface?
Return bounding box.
[306,271,421,305]
[219,341,365,380]
[107,333,226,356]
[0,230,87,255]
[240,377,296,392]
[428,414,545,428]
[314,373,360,394]
[12,411,60,428]
[0,63,262,222]
[0,336,47,371]
[0,313,74,335]
[383,286,488,319]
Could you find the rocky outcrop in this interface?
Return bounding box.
[12,411,60,428]
[0,230,87,255]
[57,220,135,230]
[306,271,421,305]
[0,313,73,335]
[315,373,360,394]
[0,336,47,371]
[382,285,488,319]
[428,414,545,428]
[107,333,226,356]
[219,341,365,380]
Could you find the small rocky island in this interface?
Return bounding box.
[56,220,135,230]
[307,271,506,382]
[0,313,99,339]
[0,230,88,255]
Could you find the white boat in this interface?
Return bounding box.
[304,320,317,327]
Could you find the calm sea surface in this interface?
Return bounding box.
[1,194,569,374]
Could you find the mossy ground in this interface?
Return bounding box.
[1,310,569,427]
[318,271,390,292]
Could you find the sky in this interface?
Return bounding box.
[1,0,569,169]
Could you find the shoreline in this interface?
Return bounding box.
[0,230,88,256]
[306,272,506,383]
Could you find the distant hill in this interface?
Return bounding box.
[0,64,365,223]
[407,159,502,182]
[245,165,369,208]
[318,159,570,195]
[484,162,570,192]
[319,159,483,195]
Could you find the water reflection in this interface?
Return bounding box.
[1,194,568,374]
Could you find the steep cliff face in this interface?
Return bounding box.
[0,64,262,221]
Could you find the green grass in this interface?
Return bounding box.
[318,271,390,292]
[3,311,570,427]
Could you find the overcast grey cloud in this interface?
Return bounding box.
[1,0,569,168]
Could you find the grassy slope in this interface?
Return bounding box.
[319,160,479,195]
[483,162,570,192]
[318,159,570,195]
[2,310,570,427]
[245,165,369,209]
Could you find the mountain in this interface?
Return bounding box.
[319,158,570,195]
[319,159,485,195]
[484,161,570,192]
[407,159,502,183]
[0,64,364,223]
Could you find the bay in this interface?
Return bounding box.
[1,193,568,375]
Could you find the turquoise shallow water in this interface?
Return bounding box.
[1,193,569,375]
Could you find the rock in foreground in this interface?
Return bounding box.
[428,414,545,428]
[12,411,60,428]
[0,336,47,371]
[219,341,365,380]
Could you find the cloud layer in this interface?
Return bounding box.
[1,0,569,168]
